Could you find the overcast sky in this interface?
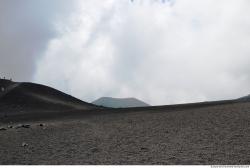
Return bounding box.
[1,0,250,105]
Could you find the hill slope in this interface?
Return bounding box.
[1,79,250,164]
[1,99,250,164]
[92,97,150,108]
[0,79,98,117]
[237,94,250,101]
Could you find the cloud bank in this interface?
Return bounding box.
[3,0,250,105]
[0,0,76,81]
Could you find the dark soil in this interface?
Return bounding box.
[1,101,250,164]
[1,79,250,164]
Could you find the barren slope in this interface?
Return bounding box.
[1,79,250,164]
[1,100,250,164]
[0,79,98,118]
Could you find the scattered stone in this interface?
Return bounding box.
[15,124,22,129]
[22,124,30,128]
[91,147,99,153]
[8,125,13,129]
[169,156,176,160]
[15,124,30,129]
[22,142,28,147]
[1,87,5,92]
[140,147,148,151]
[0,127,7,131]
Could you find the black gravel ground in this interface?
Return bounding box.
[1,101,250,164]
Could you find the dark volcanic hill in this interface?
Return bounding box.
[0,79,98,117]
[92,97,150,108]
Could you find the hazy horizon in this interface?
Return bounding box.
[1,0,250,105]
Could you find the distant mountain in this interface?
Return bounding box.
[92,97,150,108]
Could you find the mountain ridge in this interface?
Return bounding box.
[92,97,150,108]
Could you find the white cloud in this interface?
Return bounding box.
[34,0,250,105]
[0,0,77,81]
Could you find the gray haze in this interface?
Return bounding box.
[0,0,76,81]
[1,0,250,105]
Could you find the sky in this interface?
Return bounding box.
[1,0,250,105]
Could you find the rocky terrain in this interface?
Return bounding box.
[0,79,250,164]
